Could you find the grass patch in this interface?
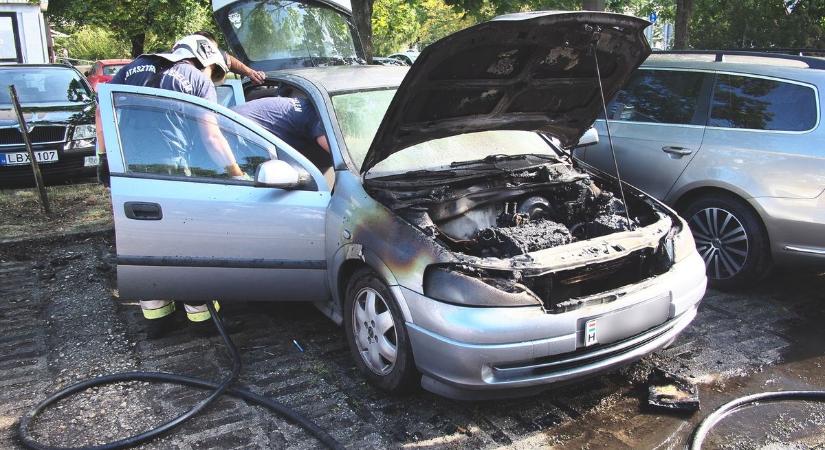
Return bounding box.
[0,182,112,242]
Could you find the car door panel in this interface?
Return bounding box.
[576,69,712,201]
[586,120,705,199]
[97,83,329,303]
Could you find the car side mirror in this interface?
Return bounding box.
[574,127,599,148]
[255,159,311,189]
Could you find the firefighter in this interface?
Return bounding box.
[96,34,239,337]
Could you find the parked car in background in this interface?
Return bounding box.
[387,50,419,65]
[574,51,825,288]
[372,56,407,66]
[0,64,97,187]
[97,6,707,399]
[86,59,131,91]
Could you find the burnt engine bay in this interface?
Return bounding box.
[367,156,676,310]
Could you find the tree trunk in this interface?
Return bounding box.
[351,0,374,62]
[581,0,606,11]
[674,0,694,49]
[130,33,146,58]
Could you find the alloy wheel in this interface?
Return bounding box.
[352,287,398,375]
[689,207,749,280]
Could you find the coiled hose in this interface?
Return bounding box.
[689,390,825,450]
[18,303,344,450]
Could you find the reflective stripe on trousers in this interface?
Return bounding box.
[140,300,220,322]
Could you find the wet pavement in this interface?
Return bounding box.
[1,233,824,449]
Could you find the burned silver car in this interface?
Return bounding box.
[96,6,706,399]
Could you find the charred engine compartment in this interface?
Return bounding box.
[374,161,656,259]
[459,181,633,258]
[367,158,676,311]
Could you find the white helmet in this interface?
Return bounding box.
[157,35,229,83]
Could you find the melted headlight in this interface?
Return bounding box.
[423,265,542,307]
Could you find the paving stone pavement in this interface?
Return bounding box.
[1,235,824,449]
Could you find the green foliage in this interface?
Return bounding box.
[47,0,217,56]
[414,0,476,47]
[53,26,129,62]
[688,0,824,49]
[373,0,421,54]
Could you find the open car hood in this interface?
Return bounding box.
[361,11,650,174]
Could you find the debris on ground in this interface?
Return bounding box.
[647,368,700,412]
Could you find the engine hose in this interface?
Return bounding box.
[18,303,344,450]
[688,390,825,450]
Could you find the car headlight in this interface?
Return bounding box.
[72,124,96,140]
[673,221,697,263]
[423,265,542,307]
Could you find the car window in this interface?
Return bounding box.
[113,92,276,181]
[103,65,126,76]
[0,67,91,106]
[331,89,554,174]
[216,85,237,108]
[709,74,818,132]
[606,69,706,125]
[0,15,19,62]
[222,0,359,64]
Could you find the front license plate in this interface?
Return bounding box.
[84,155,99,167]
[584,318,598,346]
[1,150,59,166]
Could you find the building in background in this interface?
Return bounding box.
[0,0,52,64]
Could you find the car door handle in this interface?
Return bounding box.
[124,202,162,220]
[661,146,693,157]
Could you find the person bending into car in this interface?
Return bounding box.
[96,35,244,336]
[232,96,330,172]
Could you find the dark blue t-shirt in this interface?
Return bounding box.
[232,97,324,151]
[109,56,217,164]
[110,55,217,102]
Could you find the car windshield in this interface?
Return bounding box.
[222,0,359,65]
[103,65,126,76]
[0,67,91,106]
[331,89,554,175]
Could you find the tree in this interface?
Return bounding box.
[673,0,693,49]
[373,0,421,55]
[352,0,376,61]
[46,0,216,57]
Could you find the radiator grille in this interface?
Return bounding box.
[0,126,67,145]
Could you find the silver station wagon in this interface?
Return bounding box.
[97,2,707,399]
[576,52,825,288]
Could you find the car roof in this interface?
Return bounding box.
[0,64,79,69]
[97,59,131,65]
[274,66,408,94]
[642,55,825,84]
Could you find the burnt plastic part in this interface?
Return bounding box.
[524,245,672,313]
[647,368,700,412]
[423,266,541,307]
[475,219,573,258]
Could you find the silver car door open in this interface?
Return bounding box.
[216,79,246,108]
[97,83,330,303]
[576,68,713,200]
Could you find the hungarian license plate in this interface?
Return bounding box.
[1,150,59,166]
[584,318,598,347]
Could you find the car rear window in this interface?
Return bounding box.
[103,65,125,76]
[709,74,818,132]
[606,69,707,125]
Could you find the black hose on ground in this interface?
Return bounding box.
[17,303,344,450]
[688,390,825,450]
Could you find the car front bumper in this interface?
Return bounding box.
[0,145,97,187]
[401,251,707,400]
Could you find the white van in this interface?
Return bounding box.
[0,0,50,64]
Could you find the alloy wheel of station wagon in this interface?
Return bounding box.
[689,207,749,280]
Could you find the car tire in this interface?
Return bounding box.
[682,194,771,290]
[343,268,418,393]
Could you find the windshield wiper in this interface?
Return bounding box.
[450,153,556,168]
